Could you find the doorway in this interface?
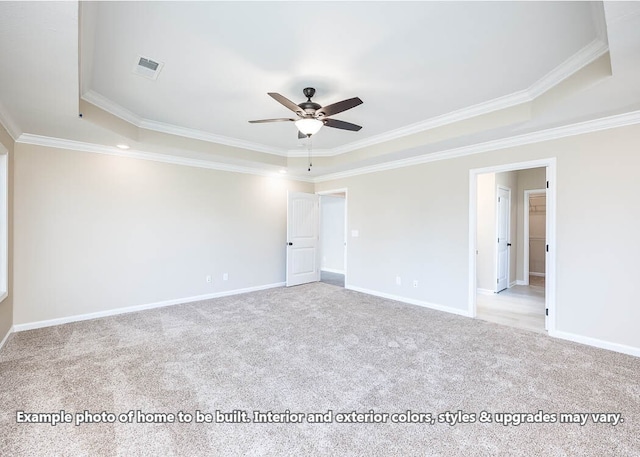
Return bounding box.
[469,159,556,334]
[524,189,547,286]
[317,189,347,288]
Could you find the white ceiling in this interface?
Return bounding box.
[1,2,640,179]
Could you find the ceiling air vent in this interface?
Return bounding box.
[133,55,164,80]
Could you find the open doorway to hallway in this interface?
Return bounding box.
[472,164,550,334]
[318,190,347,288]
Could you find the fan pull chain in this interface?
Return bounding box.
[307,135,313,171]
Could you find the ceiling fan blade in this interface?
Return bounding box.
[323,118,362,131]
[298,130,306,139]
[268,93,303,114]
[317,97,363,117]
[248,118,295,123]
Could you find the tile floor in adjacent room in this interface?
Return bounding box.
[477,276,546,334]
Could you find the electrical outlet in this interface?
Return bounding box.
[223,273,228,281]
[206,275,212,283]
[396,276,401,286]
[413,280,418,288]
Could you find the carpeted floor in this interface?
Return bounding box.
[1,283,639,456]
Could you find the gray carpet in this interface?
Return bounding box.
[1,283,639,456]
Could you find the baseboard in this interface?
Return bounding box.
[516,280,528,286]
[550,329,640,358]
[13,282,286,332]
[321,268,345,274]
[476,288,494,295]
[508,281,517,288]
[346,285,472,317]
[530,272,546,277]
[0,325,13,351]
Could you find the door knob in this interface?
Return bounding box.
[287,242,293,246]
[507,243,512,247]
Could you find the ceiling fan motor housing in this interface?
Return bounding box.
[299,87,321,115]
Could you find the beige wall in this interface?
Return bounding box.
[516,168,547,281]
[13,143,311,325]
[0,124,13,343]
[316,123,640,350]
[8,123,640,353]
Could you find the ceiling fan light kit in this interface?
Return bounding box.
[295,118,323,136]
[249,87,363,138]
[249,87,363,171]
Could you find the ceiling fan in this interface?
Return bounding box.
[249,87,363,138]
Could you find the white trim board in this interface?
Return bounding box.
[82,38,608,159]
[13,109,640,186]
[320,268,345,275]
[0,325,13,352]
[530,272,546,277]
[15,134,314,183]
[13,282,285,332]
[313,110,640,183]
[346,285,472,318]
[82,90,288,157]
[550,330,640,358]
[348,284,639,358]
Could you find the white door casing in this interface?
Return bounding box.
[496,186,511,292]
[286,191,320,287]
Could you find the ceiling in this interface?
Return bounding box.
[1,2,640,180]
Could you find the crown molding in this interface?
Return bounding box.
[82,90,143,126]
[13,109,640,185]
[528,38,609,99]
[290,38,609,158]
[15,133,313,183]
[313,109,640,183]
[82,90,288,157]
[0,100,22,141]
[299,89,532,158]
[82,38,609,160]
[139,119,287,157]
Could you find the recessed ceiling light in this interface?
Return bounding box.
[116,144,130,150]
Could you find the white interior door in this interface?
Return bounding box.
[496,187,510,292]
[286,191,320,287]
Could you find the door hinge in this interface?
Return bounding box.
[498,197,501,202]
[546,181,549,189]
[545,308,549,316]
[497,279,499,284]
[546,244,549,252]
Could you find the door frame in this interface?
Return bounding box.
[316,188,348,287]
[523,188,547,284]
[468,158,556,333]
[495,185,511,292]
